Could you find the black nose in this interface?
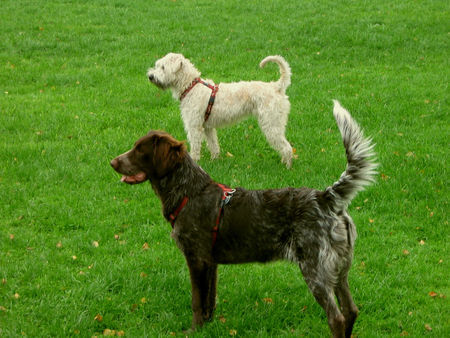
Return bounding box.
[110,158,119,170]
[148,74,154,81]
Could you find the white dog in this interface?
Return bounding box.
[147,53,294,168]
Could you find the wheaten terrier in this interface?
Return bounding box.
[147,53,294,168]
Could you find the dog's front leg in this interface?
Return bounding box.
[187,260,214,330]
[204,128,220,159]
[186,127,204,162]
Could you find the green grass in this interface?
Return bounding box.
[0,0,448,336]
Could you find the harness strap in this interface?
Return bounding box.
[179,77,219,122]
[169,196,189,228]
[212,184,235,248]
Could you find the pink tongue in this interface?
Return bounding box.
[121,172,147,184]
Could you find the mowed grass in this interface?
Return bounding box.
[0,0,448,336]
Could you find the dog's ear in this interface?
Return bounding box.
[151,133,186,178]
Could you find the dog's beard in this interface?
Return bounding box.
[149,76,168,90]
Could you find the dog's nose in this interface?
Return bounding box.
[148,74,154,81]
[110,158,119,170]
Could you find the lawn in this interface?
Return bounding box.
[0,0,448,336]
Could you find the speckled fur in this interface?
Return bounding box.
[110,101,377,338]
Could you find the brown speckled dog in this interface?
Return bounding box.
[110,101,377,338]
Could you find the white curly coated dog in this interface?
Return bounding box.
[147,53,294,168]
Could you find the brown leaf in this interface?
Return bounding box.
[428,291,438,298]
[140,272,148,278]
[92,241,99,248]
[56,241,63,248]
[94,313,103,322]
[9,234,14,240]
[262,297,273,304]
[419,240,425,246]
[229,329,237,336]
[403,250,410,255]
[219,315,226,323]
[424,324,432,331]
[400,331,409,336]
[142,242,150,250]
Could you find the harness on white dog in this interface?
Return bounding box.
[179,77,219,122]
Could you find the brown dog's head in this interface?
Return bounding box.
[110,131,186,184]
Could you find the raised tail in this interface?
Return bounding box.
[324,100,378,211]
[259,55,291,93]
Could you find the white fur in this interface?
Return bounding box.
[147,53,294,168]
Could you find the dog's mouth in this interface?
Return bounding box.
[120,172,147,185]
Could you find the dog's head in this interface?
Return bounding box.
[146,53,200,90]
[110,130,187,183]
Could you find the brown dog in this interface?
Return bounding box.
[110,101,377,337]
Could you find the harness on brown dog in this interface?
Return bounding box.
[179,77,219,122]
[168,184,235,248]
[212,184,236,248]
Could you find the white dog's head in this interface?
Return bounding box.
[147,53,200,92]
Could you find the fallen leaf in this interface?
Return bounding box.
[72,255,77,260]
[117,332,125,337]
[140,272,148,278]
[369,219,374,223]
[141,297,147,303]
[114,234,120,240]
[419,240,425,246]
[381,173,390,180]
[94,314,103,322]
[1,279,6,285]
[229,329,237,336]
[92,241,99,248]
[103,329,115,336]
[428,291,438,298]
[219,315,226,323]
[226,152,234,157]
[142,242,150,250]
[56,241,63,248]
[403,250,410,255]
[9,234,14,240]
[0,306,7,312]
[262,297,273,304]
[400,331,409,336]
[424,324,432,331]
[406,151,415,157]
[14,293,20,299]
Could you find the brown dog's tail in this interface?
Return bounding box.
[259,55,291,93]
[324,101,378,211]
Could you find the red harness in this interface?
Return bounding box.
[168,184,235,248]
[179,77,219,122]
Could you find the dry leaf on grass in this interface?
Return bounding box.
[94,313,103,322]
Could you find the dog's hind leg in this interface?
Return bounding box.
[299,263,346,337]
[204,128,220,159]
[335,274,359,338]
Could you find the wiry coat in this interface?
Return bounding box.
[146,53,293,167]
[110,101,377,338]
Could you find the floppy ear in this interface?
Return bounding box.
[151,134,186,178]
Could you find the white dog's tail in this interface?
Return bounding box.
[324,101,378,211]
[259,55,291,93]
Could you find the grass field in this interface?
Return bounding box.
[1,0,448,336]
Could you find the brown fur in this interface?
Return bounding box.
[110,104,376,337]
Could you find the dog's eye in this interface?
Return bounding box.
[161,66,165,70]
